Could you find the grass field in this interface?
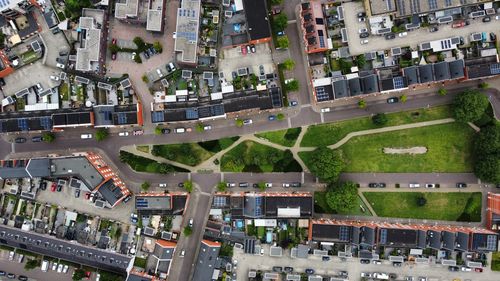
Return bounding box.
[492,252,500,271]
[136,145,150,153]
[152,143,213,166]
[340,122,474,172]
[301,105,453,147]
[221,140,302,172]
[255,127,302,147]
[363,192,482,221]
[119,151,188,173]
[314,192,372,216]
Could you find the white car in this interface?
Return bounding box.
[360,39,369,45]
[80,133,92,139]
[56,63,65,69]
[57,263,63,273]
[265,183,273,188]
[461,266,472,272]
[131,52,137,60]
[50,75,60,81]
[320,108,331,113]
[226,182,236,187]
[282,183,290,187]
[358,17,366,22]
[409,183,420,188]
[96,273,100,281]
[358,28,368,34]
[62,265,69,273]
[180,249,185,257]
[243,119,253,125]
[172,32,177,39]
[8,251,14,261]
[188,218,193,227]
[51,262,58,271]
[425,183,436,188]
[159,183,167,188]
[203,125,212,130]
[360,272,372,277]
[118,132,129,137]
[398,32,408,37]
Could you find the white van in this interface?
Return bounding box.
[41,260,49,272]
[80,133,92,139]
[175,128,185,134]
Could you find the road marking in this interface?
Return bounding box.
[320,112,324,123]
[287,118,292,128]
[287,20,297,24]
[301,172,304,184]
[188,173,191,181]
[220,172,224,182]
[11,143,15,153]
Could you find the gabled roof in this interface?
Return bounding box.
[361,74,379,94]
[434,61,451,81]
[403,66,419,85]
[348,78,362,96]
[418,64,434,83]
[449,59,465,79]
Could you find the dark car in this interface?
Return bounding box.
[393,262,402,267]
[389,273,397,279]
[75,189,80,198]
[289,100,298,106]
[268,115,276,121]
[379,183,386,188]
[430,26,439,32]
[178,183,185,188]
[111,53,117,60]
[322,256,330,261]
[272,266,283,273]
[232,71,238,80]
[456,183,467,188]
[143,51,150,59]
[483,16,491,22]
[360,259,370,264]
[31,136,42,142]
[6,273,15,279]
[253,183,259,188]
[368,183,378,188]
[284,267,293,273]
[14,137,26,143]
[18,275,28,281]
[39,181,47,190]
[162,128,171,134]
[387,97,399,103]
[359,32,369,38]
[250,44,256,53]
[291,182,301,187]
[448,266,459,272]
[239,182,249,188]
[57,184,63,192]
[305,268,315,274]
[357,12,366,18]
[490,32,497,41]
[0,271,5,276]
[123,195,132,203]
[385,33,396,40]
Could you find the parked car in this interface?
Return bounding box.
[123,195,132,203]
[118,132,129,137]
[51,182,57,192]
[50,75,60,81]
[241,45,247,55]
[368,183,378,188]
[475,267,483,272]
[203,125,212,131]
[178,182,184,188]
[483,16,491,22]
[291,182,301,187]
[358,17,366,22]
[133,130,144,135]
[461,266,472,272]
[322,256,330,261]
[360,39,369,45]
[359,32,369,38]
[387,97,399,103]
[188,218,193,227]
[378,183,386,188]
[409,183,420,188]
[357,12,366,18]
[289,100,298,106]
[8,251,14,261]
[358,28,368,34]
[259,65,265,75]
[398,32,408,37]
[18,275,28,281]
[111,53,116,60]
[429,26,439,32]
[243,119,253,125]
[282,183,290,188]
[56,63,65,69]
[272,266,283,273]
[31,136,42,142]
[448,266,459,272]
[80,133,92,139]
[246,45,251,54]
[6,273,15,279]
[456,183,467,188]
[268,115,276,121]
[52,262,58,271]
[277,31,285,36]
[305,268,315,274]
[393,262,403,267]
[226,182,236,188]
[425,183,436,188]
[39,181,47,190]
[321,108,331,113]
[250,44,256,53]
[62,265,69,273]
[131,52,137,60]
[360,259,370,264]
[385,33,396,40]
[180,249,185,257]
[284,266,293,273]
[373,260,381,264]
[74,189,80,198]
[162,128,171,134]
[14,137,26,143]
[239,182,249,188]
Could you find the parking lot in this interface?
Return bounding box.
[344,2,500,56]
[234,246,497,281]
[3,61,61,95]
[219,43,275,82]
[35,180,134,224]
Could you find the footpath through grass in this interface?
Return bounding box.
[221,140,302,172]
[301,105,453,147]
[363,192,482,222]
[255,127,302,147]
[119,151,189,173]
[340,122,474,172]
[314,192,372,216]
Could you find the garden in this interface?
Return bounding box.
[221,141,302,172]
[119,151,188,173]
[363,192,482,221]
[255,127,301,147]
[314,191,372,216]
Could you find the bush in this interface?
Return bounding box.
[400,94,407,103]
[141,181,150,192]
[154,126,162,135]
[153,41,163,53]
[95,128,109,141]
[24,259,40,271]
[478,82,489,89]
[372,113,388,126]
[142,75,149,83]
[42,132,55,143]
[282,59,295,71]
[438,88,447,96]
[235,119,244,127]
[285,79,299,92]
[277,113,285,121]
[417,196,427,206]
[183,226,193,236]
[183,180,193,193]
[217,182,227,192]
[358,99,367,109]
[276,35,289,49]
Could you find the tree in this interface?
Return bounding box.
[277,113,285,121]
[478,82,489,89]
[273,14,288,31]
[400,94,407,103]
[282,59,295,71]
[285,79,299,92]
[133,37,145,50]
[356,54,366,68]
[64,0,91,18]
[474,154,500,183]
[72,269,87,281]
[453,89,489,123]
[258,182,266,191]
[473,125,500,156]
[372,113,388,126]
[235,119,244,127]
[109,44,120,54]
[438,88,447,96]
[338,58,352,74]
[153,41,163,53]
[95,128,109,141]
[325,181,358,213]
[159,163,174,174]
[308,147,344,182]
[217,182,227,192]
[154,126,162,135]
[271,0,284,5]
[358,99,367,109]
[141,181,150,192]
[276,35,289,49]
[24,259,40,271]
[142,74,149,83]
[183,226,193,236]
[42,132,55,143]
[417,196,427,206]
[183,180,193,193]
[195,123,204,132]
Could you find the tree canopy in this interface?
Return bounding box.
[95,128,109,141]
[474,154,500,183]
[308,147,345,182]
[42,132,55,143]
[372,113,388,126]
[473,125,500,156]
[453,89,489,123]
[183,180,193,193]
[276,35,289,49]
[282,59,295,71]
[217,182,227,192]
[473,125,500,183]
[325,181,358,213]
[273,14,288,31]
[285,79,299,92]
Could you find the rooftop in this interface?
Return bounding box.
[51,157,104,190]
[192,240,221,281]
[76,10,104,72]
[115,0,139,19]
[147,0,164,32]
[174,0,201,64]
[243,0,271,42]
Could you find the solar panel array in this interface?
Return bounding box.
[136,198,149,209]
[254,196,263,217]
[179,9,196,18]
[316,87,329,102]
[185,109,198,120]
[445,0,452,6]
[177,31,197,41]
[339,226,350,241]
[486,235,497,250]
[213,196,227,207]
[490,63,500,75]
[428,0,438,10]
[101,110,112,121]
[40,117,52,130]
[393,77,405,89]
[318,36,325,48]
[0,0,11,9]
[152,111,165,122]
[412,0,421,13]
[397,0,406,16]
[18,119,28,131]
[380,229,388,244]
[117,113,128,125]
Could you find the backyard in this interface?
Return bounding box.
[363,192,482,221]
[255,127,302,147]
[339,122,474,172]
[300,105,453,147]
[221,141,302,172]
[314,192,372,216]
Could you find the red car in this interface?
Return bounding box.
[111,53,116,60]
[241,45,247,55]
[85,271,91,279]
[85,192,91,200]
[112,38,117,45]
[50,182,57,192]
[475,268,483,273]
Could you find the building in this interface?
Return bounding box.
[135,192,189,216]
[0,224,132,274]
[309,219,499,253]
[487,192,500,231]
[300,0,328,54]
[148,240,176,277]
[76,9,104,72]
[115,0,165,32]
[0,0,38,19]
[0,152,130,208]
[126,270,158,281]
[466,62,500,80]
[174,0,201,64]
[192,240,221,281]
[365,0,490,18]
[242,0,271,45]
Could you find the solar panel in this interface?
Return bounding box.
[185,108,198,120]
[213,196,227,207]
[255,196,262,217]
[414,0,421,13]
[18,119,28,131]
[380,229,388,244]
[487,235,497,250]
[152,111,165,123]
[318,36,325,48]
[398,0,406,16]
[315,87,329,102]
[428,0,437,10]
[339,226,350,241]
[445,0,452,6]
[490,64,500,75]
[393,77,405,89]
[117,113,127,124]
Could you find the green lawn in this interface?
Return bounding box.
[301,105,453,147]
[314,192,372,216]
[221,140,302,172]
[136,145,150,153]
[255,127,302,147]
[339,122,474,172]
[119,151,188,173]
[197,137,240,153]
[152,143,213,166]
[20,50,38,64]
[363,192,482,221]
[492,252,500,271]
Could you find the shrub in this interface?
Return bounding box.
[372,113,388,126]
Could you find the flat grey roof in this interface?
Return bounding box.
[115,0,139,19]
[51,157,104,190]
[136,195,172,211]
[174,0,201,63]
[146,0,164,32]
[76,15,102,71]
